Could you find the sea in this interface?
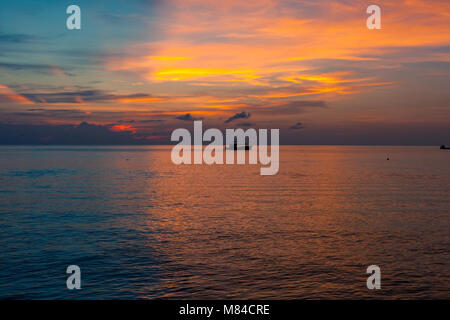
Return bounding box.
[0,146,448,299]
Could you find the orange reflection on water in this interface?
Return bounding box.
[101,146,450,299]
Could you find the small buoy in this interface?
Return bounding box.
[387,157,389,160]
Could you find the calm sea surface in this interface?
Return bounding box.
[0,146,448,299]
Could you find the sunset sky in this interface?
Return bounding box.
[1,0,449,144]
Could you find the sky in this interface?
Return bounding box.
[0,0,449,145]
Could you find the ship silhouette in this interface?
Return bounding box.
[226,143,252,150]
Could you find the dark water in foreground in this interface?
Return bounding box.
[0,146,449,299]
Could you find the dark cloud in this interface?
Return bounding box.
[0,122,142,145]
[19,90,166,104]
[225,111,250,123]
[138,119,165,123]
[0,108,173,126]
[175,113,202,121]
[1,120,449,146]
[10,109,90,121]
[289,122,304,130]
[0,62,52,71]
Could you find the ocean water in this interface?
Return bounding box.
[0,146,448,299]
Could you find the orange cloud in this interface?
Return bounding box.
[0,84,34,105]
[97,0,450,123]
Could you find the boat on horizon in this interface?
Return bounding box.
[226,143,252,150]
[440,145,450,149]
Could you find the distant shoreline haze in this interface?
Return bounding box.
[0,122,449,146]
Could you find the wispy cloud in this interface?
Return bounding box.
[0,84,34,105]
[19,90,168,104]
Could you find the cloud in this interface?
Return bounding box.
[175,113,203,121]
[0,62,55,71]
[0,122,142,145]
[225,111,250,123]
[0,63,74,77]
[20,90,167,104]
[257,100,326,115]
[117,119,165,124]
[289,122,304,129]
[2,0,450,146]
[0,108,176,127]
[0,84,34,104]
[12,109,88,120]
